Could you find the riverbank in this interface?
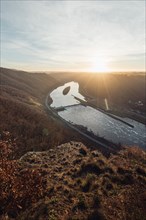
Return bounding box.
[45,93,119,155]
[73,96,134,128]
[79,86,146,126]
[47,81,146,151]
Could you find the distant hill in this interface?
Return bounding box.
[0,67,57,100]
[50,71,146,123]
[76,72,146,114]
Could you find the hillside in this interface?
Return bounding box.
[0,67,84,158]
[77,73,146,121]
[50,72,146,124]
[0,131,146,220]
[0,68,146,220]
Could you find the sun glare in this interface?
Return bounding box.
[90,58,110,73]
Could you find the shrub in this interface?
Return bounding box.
[117,167,132,175]
[102,177,114,191]
[81,179,91,192]
[136,167,146,177]
[87,210,106,220]
[72,194,87,212]
[0,133,47,217]
[104,166,114,174]
[77,194,87,210]
[121,174,134,185]
[79,162,102,176]
[92,193,101,208]
[81,174,95,192]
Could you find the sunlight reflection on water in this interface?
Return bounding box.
[50,81,146,149]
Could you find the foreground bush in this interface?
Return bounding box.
[0,132,47,218]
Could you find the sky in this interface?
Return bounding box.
[1,0,145,72]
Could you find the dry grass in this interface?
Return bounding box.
[0,140,144,220]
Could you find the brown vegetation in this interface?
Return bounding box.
[0,68,83,158]
[0,132,47,218]
[0,68,146,219]
[1,133,145,220]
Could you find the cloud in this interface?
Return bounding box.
[1,0,145,71]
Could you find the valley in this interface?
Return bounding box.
[0,67,146,220]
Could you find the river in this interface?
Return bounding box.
[50,81,146,150]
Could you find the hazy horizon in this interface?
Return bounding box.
[1,0,145,72]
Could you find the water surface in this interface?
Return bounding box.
[50,81,146,149]
[58,105,146,149]
[50,81,86,108]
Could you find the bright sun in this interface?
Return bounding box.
[90,58,110,73]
